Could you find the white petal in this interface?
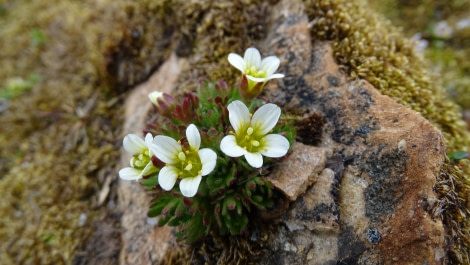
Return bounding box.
[260,56,280,76]
[199,148,217,175]
[186,124,201,150]
[119,167,142,180]
[245,75,268,83]
[179,175,202,197]
[148,91,163,105]
[266,73,285,79]
[227,100,250,133]
[144,133,154,156]
[260,134,290,158]
[158,166,178,191]
[251,103,281,135]
[123,134,146,154]
[228,53,246,72]
[151,136,181,164]
[244,47,261,68]
[141,162,157,176]
[244,152,263,168]
[220,135,247,157]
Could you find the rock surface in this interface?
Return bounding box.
[257,1,446,264]
[119,53,185,265]
[119,1,448,264]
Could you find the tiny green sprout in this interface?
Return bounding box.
[30,28,47,46]
[448,151,470,161]
[41,232,55,245]
[0,74,39,100]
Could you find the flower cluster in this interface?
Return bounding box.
[119,48,294,242]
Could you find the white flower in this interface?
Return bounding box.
[151,124,217,197]
[119,133,158,180]
[228,47,284,99]
[148,91,164,107]
[220,100,290,168]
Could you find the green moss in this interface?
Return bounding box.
[0,0,149,264]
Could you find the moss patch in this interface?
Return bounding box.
[0,0,174,264]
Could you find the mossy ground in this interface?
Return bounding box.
[0,0,172,264]
[0,0,469,264]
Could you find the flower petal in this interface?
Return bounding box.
[251,103,281,135]
[260,56,280,76]
[244,152,263,168]
[260,134,290,158]
[245,75,268,83]
[144,133,154,156]
[119,167,142,180]
[199,148,217,175]
[141,162,158,177]
[227,100,250,133]
[148,91,163,106]
[265,73,285,80]
[179,175,202,197]
[244,47,261,68]
[220,135,247,157]
[151,136,181,164]
[158,166,178,191]
[123,134,146,154]
[228,53,246,73]
[186,124,201,150]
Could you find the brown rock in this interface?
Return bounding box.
[269,142,329,201]
[118,53,186,265]
[258,0,446,264]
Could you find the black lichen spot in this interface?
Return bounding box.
[327,75,340,87]
[296,112,324,145]
[355,122,371,137]
[354,118,379,138]
[366,228,381,245]
[296,202,338,223]
[324,107,354,145]
[363,145,407,222]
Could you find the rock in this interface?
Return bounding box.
[118,53,185,265]
[119,1,448,264]
[257,1,446,264]
[269,143,329,201]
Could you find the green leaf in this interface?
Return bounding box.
[140,176,158,187]
[449,151,469,161]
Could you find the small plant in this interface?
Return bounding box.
[119,47,295,242]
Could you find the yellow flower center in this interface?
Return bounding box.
[245,66,267,78]
[235,126,265,153]
[176,149,202,179]
[131,150,150,169]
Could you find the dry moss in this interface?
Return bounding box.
[172,0,278,92]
